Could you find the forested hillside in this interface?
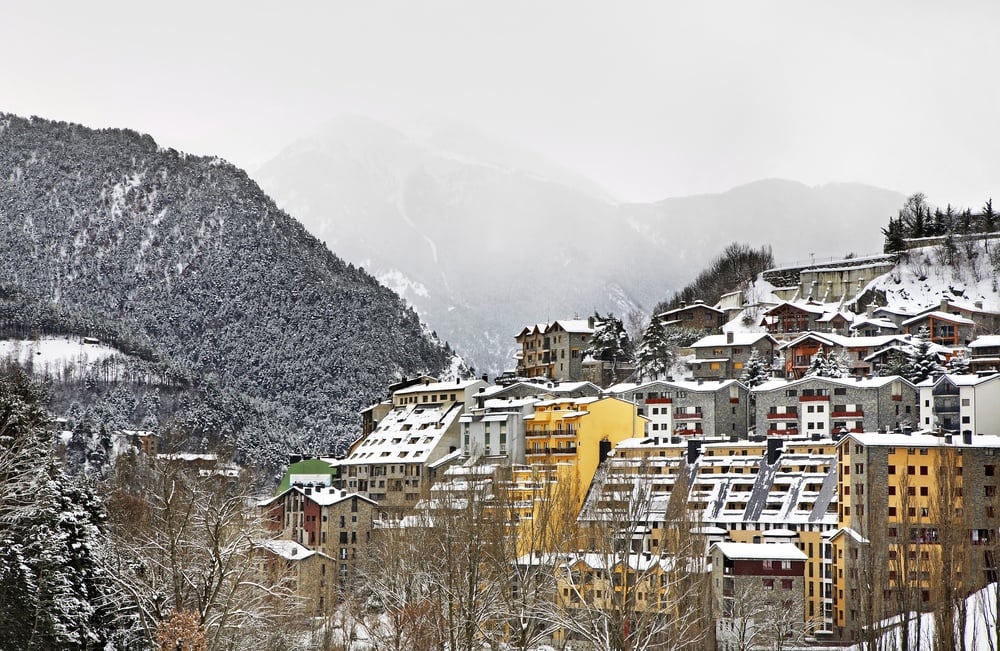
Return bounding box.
[0,113,453,467]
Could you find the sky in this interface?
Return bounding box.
[1,0,997,207]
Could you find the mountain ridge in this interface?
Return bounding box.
[255,117,906,375]
[0,112,453,467]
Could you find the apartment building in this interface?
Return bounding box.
[515,318,594,381]
[258,485,377,594]
[832,431,1000,642]
[752,375,918,437]
[917,373,1000,434]
[688,332,778,381]
[608,378,750,437]
[333,378,487,514]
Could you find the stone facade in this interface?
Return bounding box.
[752,376,918,437]
[610,379,750,437]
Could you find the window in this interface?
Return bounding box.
[763,579,774,590]
[781,579,793,590]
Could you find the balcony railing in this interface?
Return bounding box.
[767,411,798,420]
[831,410,863,418]
[674,412,703,420]
[767,428,800,436]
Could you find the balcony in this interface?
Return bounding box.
[674,412,703,421]
[831,410,863,418]
[646,397,673,404]
[799,395,830,402]
[674,428,703,436]
[552,428,577,438]
[767,411,798,420]
[767,428,800,436]
[526,446,578,456]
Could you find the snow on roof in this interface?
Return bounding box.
[851,317,900,331]
[345,402,463,463]
[258,539,317,561]
[550,319,595,334]
[752,374,906,393]
[840,430,1000,449]
[657,303,724,318]
[970,335,1000,349]
[901,311,976,327]
[613,378,742,394]
[547,381,601,394]
[816,311,854,323]
[691,333,776,348]
[393,379,485,396]
[777,331,910,351]
[711,542,807,561]
[258,485,375,508]
[765,301,830,315]
[929,373,1000,388]
[428,448,463,470]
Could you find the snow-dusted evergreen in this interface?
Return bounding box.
[0,113,455,466]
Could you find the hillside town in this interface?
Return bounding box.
[228,250,1000,649]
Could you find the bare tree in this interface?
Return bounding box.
[103,445,303,650]
[488,464,581,651]
[541,464,708,651]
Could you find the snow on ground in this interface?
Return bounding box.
[865,242,1000,314]
[0,337,122,376]
[847,582,1000,651]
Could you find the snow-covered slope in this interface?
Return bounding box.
[254,116,906,376]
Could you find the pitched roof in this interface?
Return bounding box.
[902,311,976,327]
[711,542,807,561]
[691,333,777,348]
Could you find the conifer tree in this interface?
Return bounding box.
[905,326,946,384]
[637,317,673,380]
[739,348,771,387]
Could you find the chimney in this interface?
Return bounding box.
[727,331,735,345]
[963,430,973,445]
[976,301,984,310]
[767,438,783,465]
[687,440,703,464]
[940,298,949,313]
[588,315,595,329]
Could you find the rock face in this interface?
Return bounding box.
[0,113,452,465]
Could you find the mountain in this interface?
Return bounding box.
[254,117,907,375]
[623,179,906,269]
[254,115,662,376]
[0,112,453,468]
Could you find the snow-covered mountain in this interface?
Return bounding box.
[255,116,906,375]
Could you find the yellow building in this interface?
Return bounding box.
[832,432,1000,642]
[524,396,648,506]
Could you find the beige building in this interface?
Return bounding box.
[516,318,595,381]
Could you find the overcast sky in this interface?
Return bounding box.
[2,1,997,207]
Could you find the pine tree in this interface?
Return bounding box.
[805,347,828,377]
[585,312,633,382]
[882,216,907,254]
[905,326,946,384]
[739,349,771,387]
[0,366,131,648]
[946,352,972,375]
[637,317,673,380]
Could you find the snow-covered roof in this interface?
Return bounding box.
[711,542,807,561]
[345,401,463,463]
[610,378,744,394]
[550,319,595,334]
[816,311,854,323]
[850,317,900,331]
[777,332,910,351]
[258,539,318,561]
[901,311,976,327]
[691,333,776,348]
[752,374,908,393]
[258,485,376,508]
[839,430,1000,448]
[392,379,485,396]
[969,335,1000,349]
[923,373,1000,389]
